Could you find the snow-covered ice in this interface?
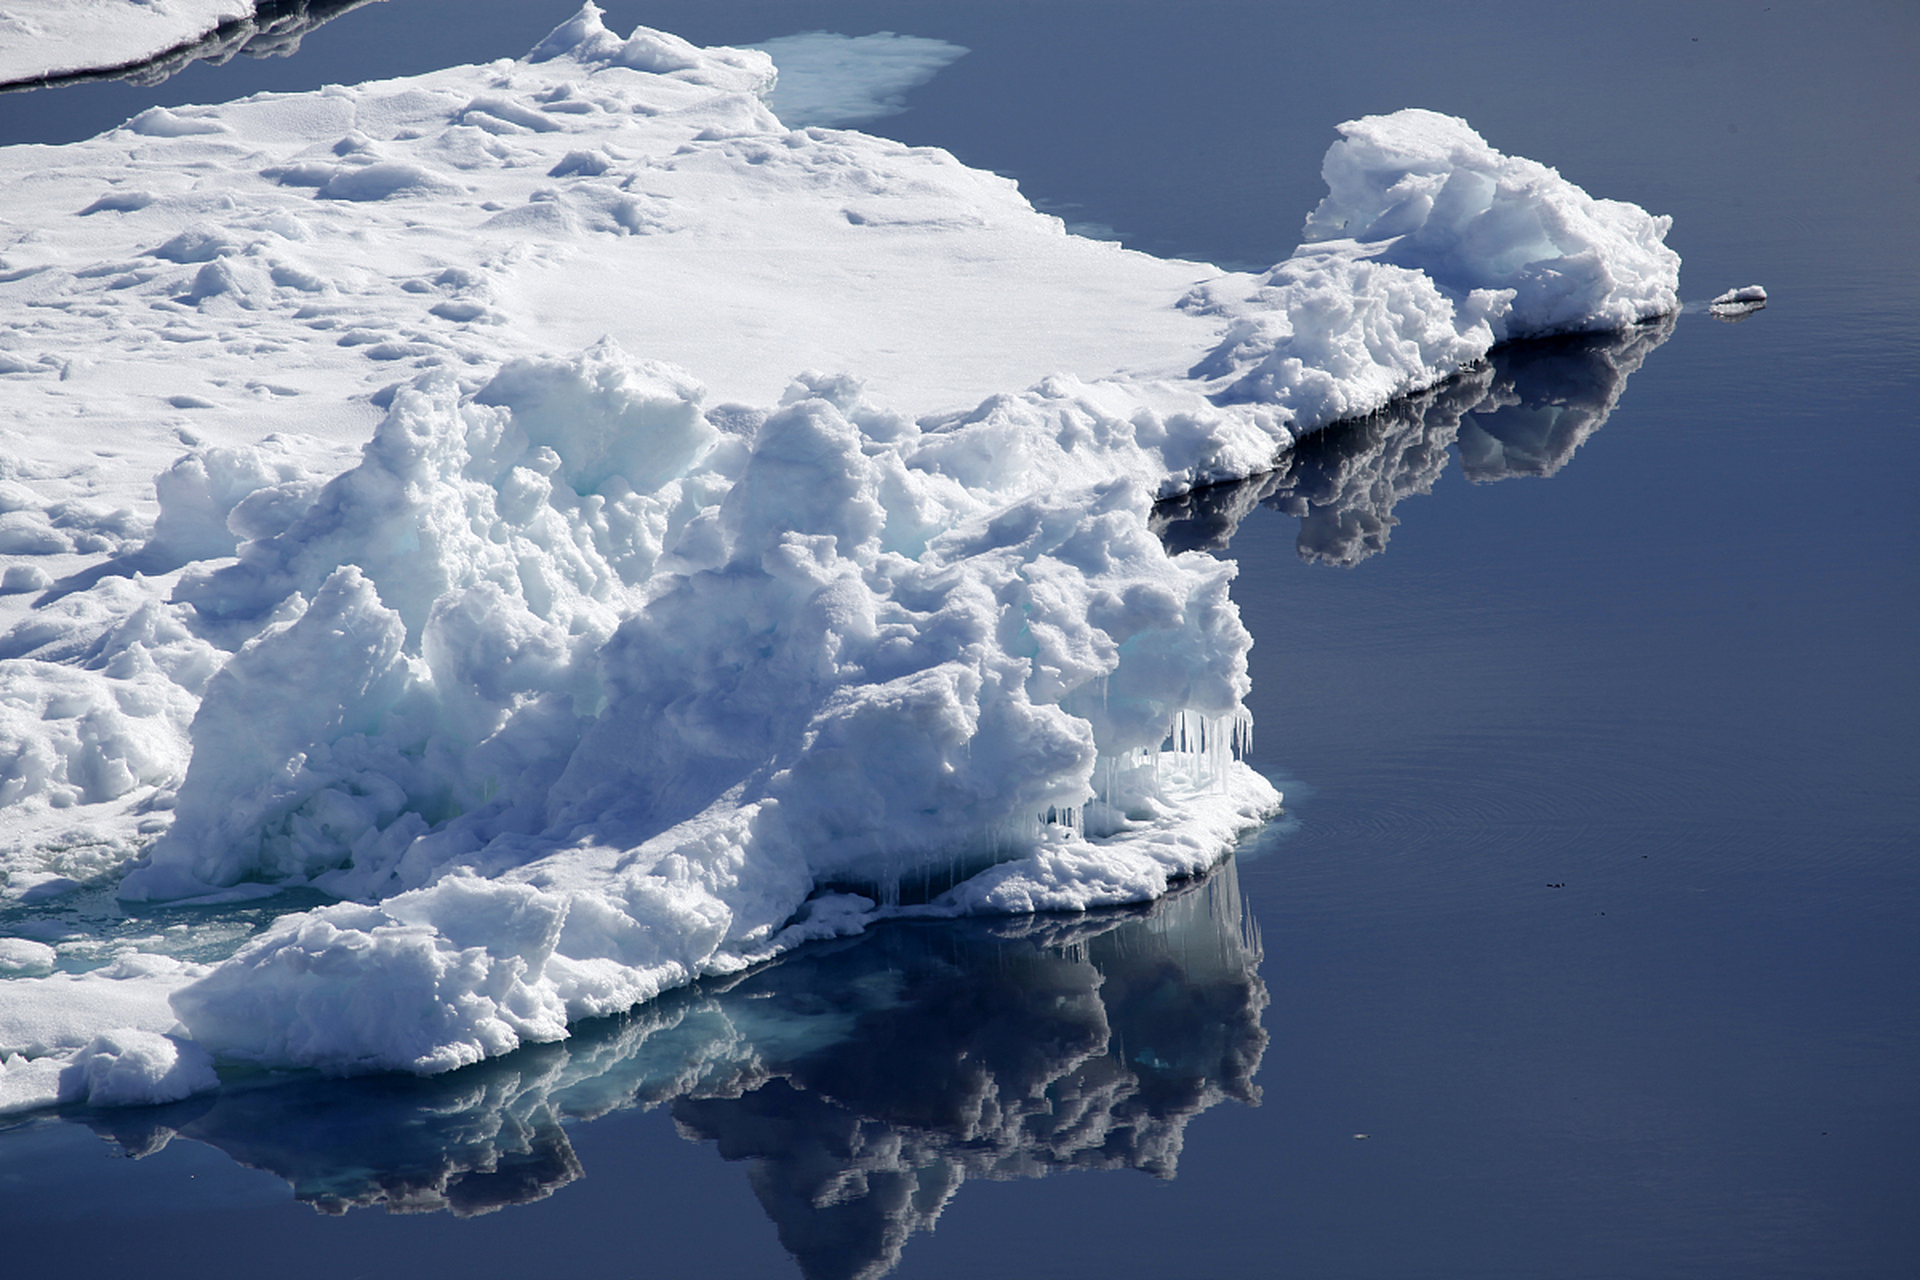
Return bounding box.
[0,1,344,87]
[0,1,384,89]
[1,0,246,82]
[0,4,1679,1108]
[1154,318,1676,567]
[57,860,1262,1258]
[1709,283,1767,320]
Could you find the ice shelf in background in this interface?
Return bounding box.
[0,2,389,90]
[0,3,1678,1106]
[2,0,254,84]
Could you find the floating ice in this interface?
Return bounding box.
[1303,109,1681,337]
[1710,283,1768,320]
[1154,321,1676,566]
[0,0,250,84]
[1183,109,1680,416]
[0,0,379,89]
[53,863,1260,1280]
[0,4,1680,1095]
[0,1027,216,1112]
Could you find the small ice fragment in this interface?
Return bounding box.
[1710,284,1768,320]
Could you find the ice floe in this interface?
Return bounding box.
[1709,283,1768,321]
[0,4,1680,1104]
[0,1,380,89]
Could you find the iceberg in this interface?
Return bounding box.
[0,5,1678,1101]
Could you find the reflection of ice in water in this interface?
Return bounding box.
[1152,318,1676,565]
[64,860,1264,1277]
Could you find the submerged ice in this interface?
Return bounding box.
[0,4,1679,1104]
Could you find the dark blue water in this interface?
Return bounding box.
[3,3,1917,1277]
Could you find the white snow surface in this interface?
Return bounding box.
[0,5,1679,1103]
[0,0,257,84]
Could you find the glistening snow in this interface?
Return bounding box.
[0,4,1678,1109]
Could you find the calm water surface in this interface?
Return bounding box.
[3,3,1916,1277]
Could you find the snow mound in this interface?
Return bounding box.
[0,938,57,977]
[1302,108,1680,337]
[0,1029,217,1113]
[1183,109,1678,412]
[0,954,211,1113]
[113,340,1273,1073]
